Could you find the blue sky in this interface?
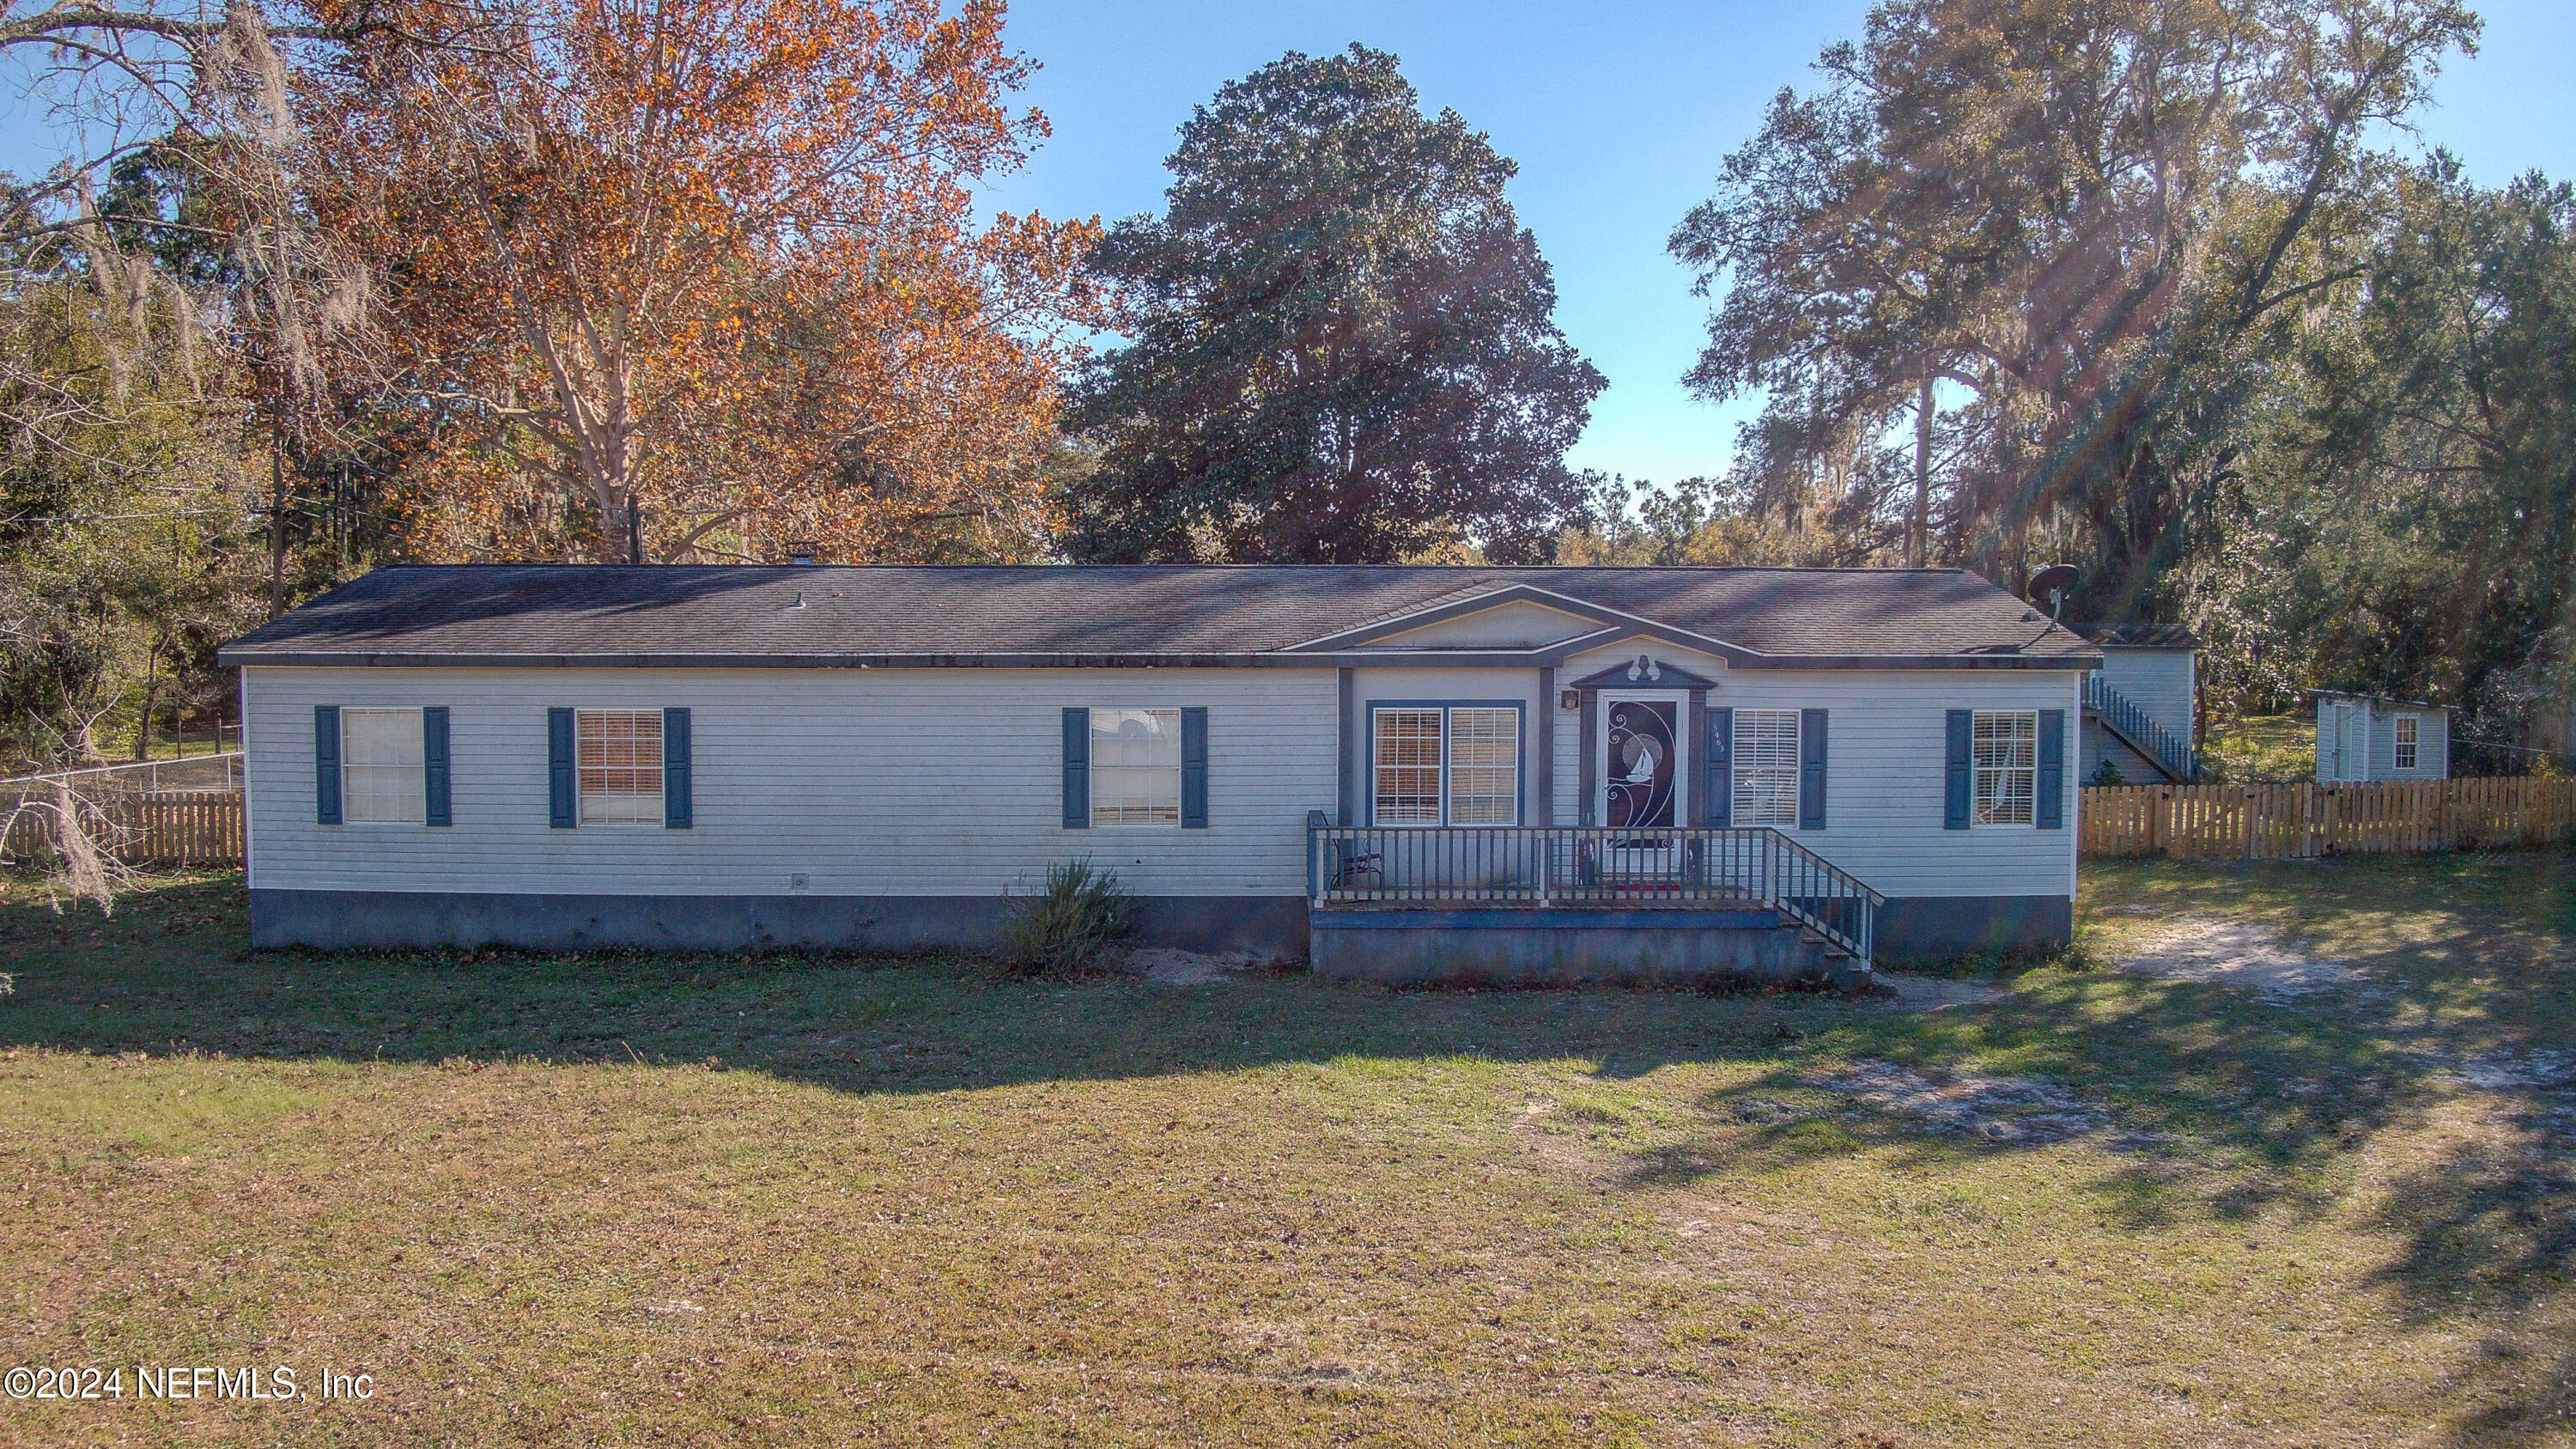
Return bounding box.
[979,0,2576,485]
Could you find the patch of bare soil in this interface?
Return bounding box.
[1814,1059,2116,1145]
[2116,915,2354,1001]
[1114,947,1262,985]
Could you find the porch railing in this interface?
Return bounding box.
[1303,816,1884,964]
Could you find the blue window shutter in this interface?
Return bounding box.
[2037,708,2066,829]
[1798,708,1828,830]
[1062,708,1091,828]
[1707,707,1734,826]
[548,708,576,828]
[313,705,341,825]
[422,706,452,827]
[1180,706,1208,829]
[1945,709,1973,830]
[663,707,692,829]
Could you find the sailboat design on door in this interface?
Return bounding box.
[1601,696,1684,886]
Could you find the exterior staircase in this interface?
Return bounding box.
[2083,674,2200,782]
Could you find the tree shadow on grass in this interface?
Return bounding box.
[0,873,1840,1099]
[10,863,2575,1439]
[1624,851,2576,1443]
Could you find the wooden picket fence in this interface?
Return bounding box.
[7,781,2572,871]
[2081,777,2576,860]
[0,789,246,868]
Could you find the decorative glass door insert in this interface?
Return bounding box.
[1605,699,1678,830]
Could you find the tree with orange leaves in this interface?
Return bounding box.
[309,0,1097,563]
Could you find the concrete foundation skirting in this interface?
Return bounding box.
[1874,894,2073,965]
[248,889,1311,959]
[1308,906,1851,985]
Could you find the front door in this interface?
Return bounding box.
[1599,693,1688,879]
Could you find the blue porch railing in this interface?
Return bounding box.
[2084,674,2201,782]
[1304,816,1883,964]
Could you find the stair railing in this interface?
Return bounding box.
[2083,675,2201,782]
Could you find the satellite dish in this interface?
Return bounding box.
[2026,563,2081,618]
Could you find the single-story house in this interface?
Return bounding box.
[2071,624,2198,784]
[2315,691,2450,782]
[216,564,2100,981]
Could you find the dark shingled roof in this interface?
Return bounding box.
[218,564,2100,669]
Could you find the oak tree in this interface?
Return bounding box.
[1671,0,2479,607]
[1062,45,1601,563]
[313,0,1099,563]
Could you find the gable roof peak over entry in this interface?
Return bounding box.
[1564,654,1721,690]
[218,563,2102,671]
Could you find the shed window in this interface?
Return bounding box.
[1731,709,1801,826]
[577,709,664,825]
[1973,710,2038,825]
[1091,709,1181,825]
[2396,715,2419,770]
[342,708,424,824]
[1373,706,1520,825]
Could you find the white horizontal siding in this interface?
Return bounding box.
[2370,705,2450,780]
[1345,667,1547,825]
[1555,642,2079,900]
[2080,717,2161,786]
[2095,648,2195,746]
[247,652,2082,904]
[2319,697,2447,782]
[243,667,1337,897]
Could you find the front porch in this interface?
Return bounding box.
[1303,818,1882,986]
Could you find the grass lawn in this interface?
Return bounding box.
[3,858,2573,1446]
[2204,714,2318,783]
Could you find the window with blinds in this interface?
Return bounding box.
[577,709,665,825]
[1372,706,1520,825]
[341,708,425,824]
[1091,709,1182,825]
[1731,709,1801,826]
[1973,709,2037,825]
[1372,709,1445,823]
[1446,708,1520,824]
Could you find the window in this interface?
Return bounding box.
[1372,709,1444,823]
[2396,715,2419,770]
[1732,709,1801,826]
[1372,706,1520,825]
[341,708,424,824]
[577,709,664,825]
[1446,709,1520,824]
[1091,709,1181,825]
[1973,709,2038,825]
